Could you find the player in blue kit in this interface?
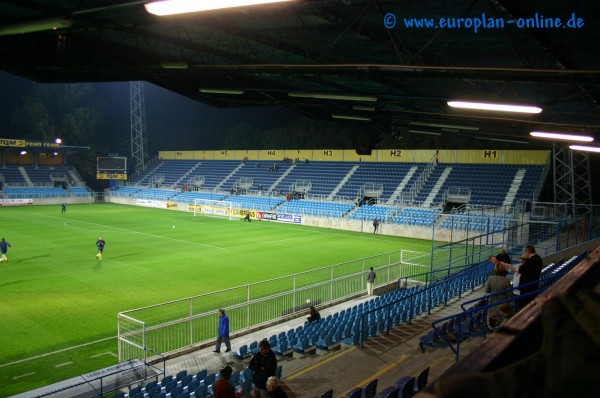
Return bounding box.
[96,236,105,260]
[0,238,12,263]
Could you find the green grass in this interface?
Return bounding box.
[0,203,434,396]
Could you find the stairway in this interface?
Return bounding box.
[422,167,452,207]
[328,165,359,199]
[386,166,418,204]
[502,168,526,207]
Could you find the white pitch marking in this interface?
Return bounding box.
[91,352,117,358]
[12,372,36,380]
[55,362,74,368]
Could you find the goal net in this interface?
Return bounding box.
[192,199,238,220]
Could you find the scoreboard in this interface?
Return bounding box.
[97,156,127,180]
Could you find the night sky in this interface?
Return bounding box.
[0,70,302,154]
[2,71,599,203]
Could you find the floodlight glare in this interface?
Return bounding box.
[530,131,593,142]
[448,101,542,114]
[569,145,600,153]
[145,0,295,16]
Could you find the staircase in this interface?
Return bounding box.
[174,163,201,188]
[215,163,244,191]
[387,166,418,204]
[18,166,32,186]
[328,165,359,199]
[502,168,526,207]
[270,164,296,193]
[422,167,452,208]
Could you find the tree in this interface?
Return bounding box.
[11,83,110,186]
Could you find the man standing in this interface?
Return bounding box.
[0,238,12,263]
[214,309,231,353]
[517,244,543,309]
[249,340,277,398]
[373,218,379,234]
[367,267,376,296]
[96,236,105,260]
[61,203,67,213]
[496,249,511,264]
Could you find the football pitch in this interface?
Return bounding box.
[0,203,434,396]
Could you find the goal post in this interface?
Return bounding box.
[192,198,239,220]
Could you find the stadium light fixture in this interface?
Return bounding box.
[448,101,542,114]
[20,150,27,155]
[145,0,296,16]
[569,145,600,153]
[289,92,378,102]
[409,121,479,131]
[331,114,371,122]
[530,131,594,142]
[55,138,62,144]
[199,88,244,95]
[408,130,442,136]
[475,136,529,144]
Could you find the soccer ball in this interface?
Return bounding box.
[172,225,176,228]
[306,299,311,304]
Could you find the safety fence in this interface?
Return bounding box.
[118,248,437,362]
[118,206,600,362]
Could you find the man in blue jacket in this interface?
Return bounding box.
[0,238,11,263]
[214,309,231,353]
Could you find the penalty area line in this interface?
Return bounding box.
[0,336,116,369]
[12,372,36,380]
[91,352,117,358]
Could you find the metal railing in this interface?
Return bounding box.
[117,248,434,362]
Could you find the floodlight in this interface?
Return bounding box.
[145,0,295,16]
[448,101,542,114]
[569,145,600,153]
[530,131,593,142]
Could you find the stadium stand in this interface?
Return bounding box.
[109,159,549,232]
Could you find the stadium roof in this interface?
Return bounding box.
[1,0,599,145]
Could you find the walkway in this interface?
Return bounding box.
[164,286,486,397]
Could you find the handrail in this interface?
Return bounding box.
[430,255,583,360]
[357,261,491,348]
